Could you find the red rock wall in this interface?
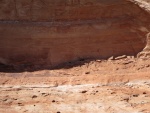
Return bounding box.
[0,0,150,68]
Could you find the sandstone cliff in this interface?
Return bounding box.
[0,0,150,68]
[1,1,150,113]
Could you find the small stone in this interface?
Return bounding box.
[108,56,114,60]
[32,95,37,99]
[111,92,116,94]
[18,103,23,106]
[57,111,61,113]
[85,72,90,74]
[96,60,101,62]
[52,100,56,103]
[3,99,7,101]
[115,55,127,60]
[81,90,87,93]
[145,64,150,67]
[133,94,139,97]
[131,56,135,59]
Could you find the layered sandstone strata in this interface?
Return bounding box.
[0,0,150,68]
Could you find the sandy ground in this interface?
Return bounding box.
[0,57,150,113]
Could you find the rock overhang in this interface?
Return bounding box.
[0,0,150,70]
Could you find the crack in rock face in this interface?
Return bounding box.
[0,0,150,70]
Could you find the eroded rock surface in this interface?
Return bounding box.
[1,58,150,113]
[1,1,150,113]
[0,0,150,68]
[138,32,150,58]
